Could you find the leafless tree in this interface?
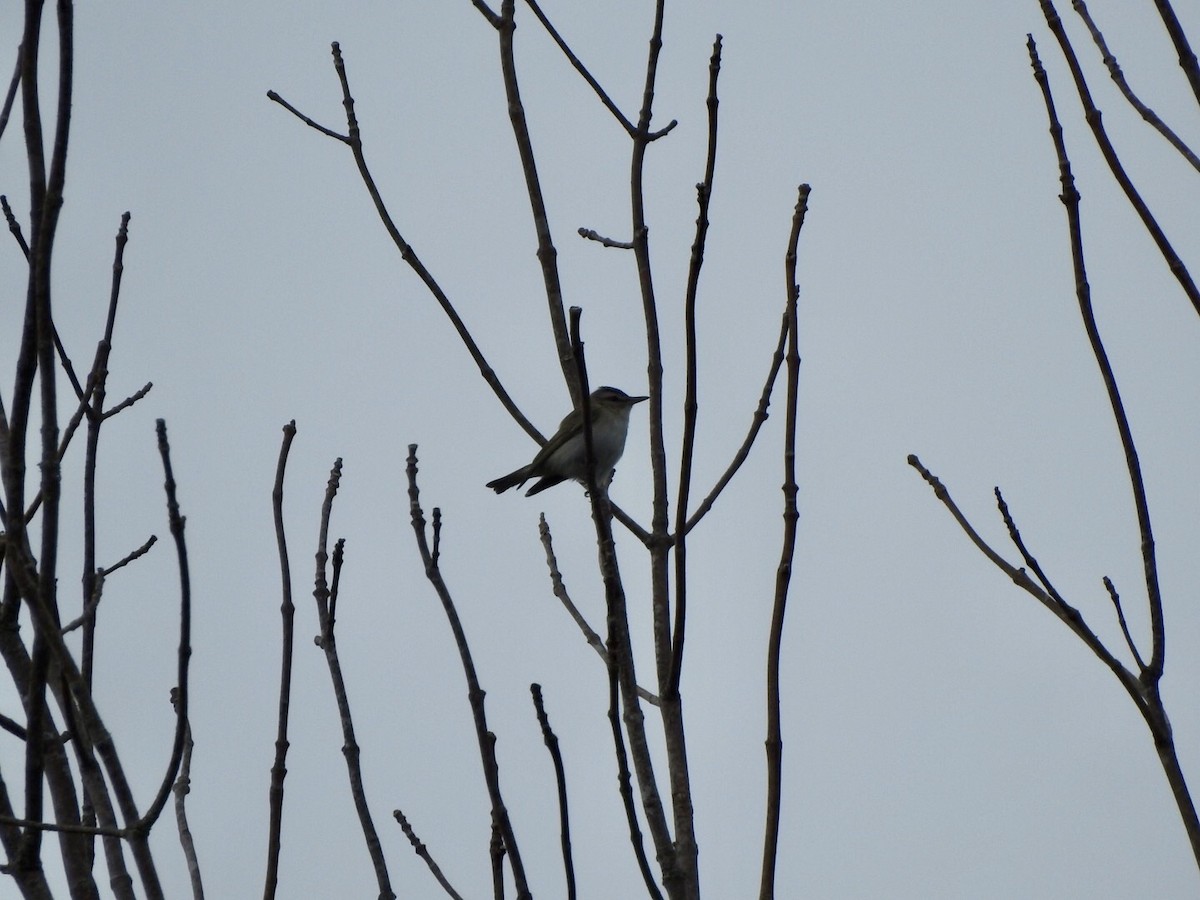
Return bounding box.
[267,2,807,898]
[0,3,197,899]
[911,0,1200,875]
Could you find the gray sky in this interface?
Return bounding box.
[2,1,1199,897]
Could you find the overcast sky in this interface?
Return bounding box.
[2,1,1200,897]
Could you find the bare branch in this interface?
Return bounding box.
[264,90,349,143]
[311,458,396,899]
[568,311,669,899]
[1038,0,1200,317]
[270,45,545,444]
[1103,576,1147,673]
[135,420,194,836]
[1026,31,1165,679]
[100,535,157,578]
[529,684,577,900]
[993,487,1066,607]
[1149,0,1200,108]
[684,312,788,535]
[170,694,204,900]
[1071,0,1200,172]
[102,382,153,420]
[669,35,723,701]
[577,227,634,249]
[521,0,636,134]
[264,421,297,900]
[406,446,530,899]
[392,809,465,900]
[469,0,502,30]
[0,50,20,145]
[537,515,659,706]
[495,1,580,405]
[759,183,808,900]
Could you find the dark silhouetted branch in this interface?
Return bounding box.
[1039,0,1200,317]
[537,515,659,706]
[392,809,464,900]
[312,459,396,900]
[406,446,531,899]
[530,684,577,900]
[669,34,723,702]
[759,184,808,900]
[269,46,545,443]
[1071,0,1200,172]
[569,311,669,899]
[264,421,297,900]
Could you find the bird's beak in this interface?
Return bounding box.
[630,395,649,404]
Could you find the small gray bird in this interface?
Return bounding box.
[487,386,648,496]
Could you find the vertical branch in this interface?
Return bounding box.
[263,421,297,900]
[405,447,531,900]
[311,460,396,900]
[569,310,673,899]
[495,0,578,405]
[82,212,132,692]
[171,693,204,900]
[630,0,673,695]
[668,34,723,701]
[529,684,577,900]
[622,5,700,897]
[759,184,809,900]
[135,420,194,835]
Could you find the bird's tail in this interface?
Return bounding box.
[486,466,531,494]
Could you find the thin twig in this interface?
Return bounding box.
[993,487,1067,608]
[263,420,297,900]
[569,311,667,899]
[530,684,576,900]
[269,46,545,441]
[406,446,531,900]
[170,693,204,900]
[327,538,345,642]
[684,313,789,535]
[1071,0,1200,172]
[577,227,635,249]
[521,0,636,134]
[525,0,638,133]
[0,50,21,145]
[99,535,157,578]
[537,515,659,705]
[101,382,153,420]
[1149,0,1200,108]
[470,0,502,30]
[669,34,723,702]
[495,1,580,405]
[392,809,465,900]
[61,571,103,636]
[625,6,699,892]
[759,184,808,900]
[311,458,396,899]
[1103,576,1147,672]
[1027,31,1165,679]
[1039,0,1200,317]
[264,90,348,142]
[83,212,133,694]
[135,420,194,835]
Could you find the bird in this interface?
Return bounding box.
[487,386,648,496]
